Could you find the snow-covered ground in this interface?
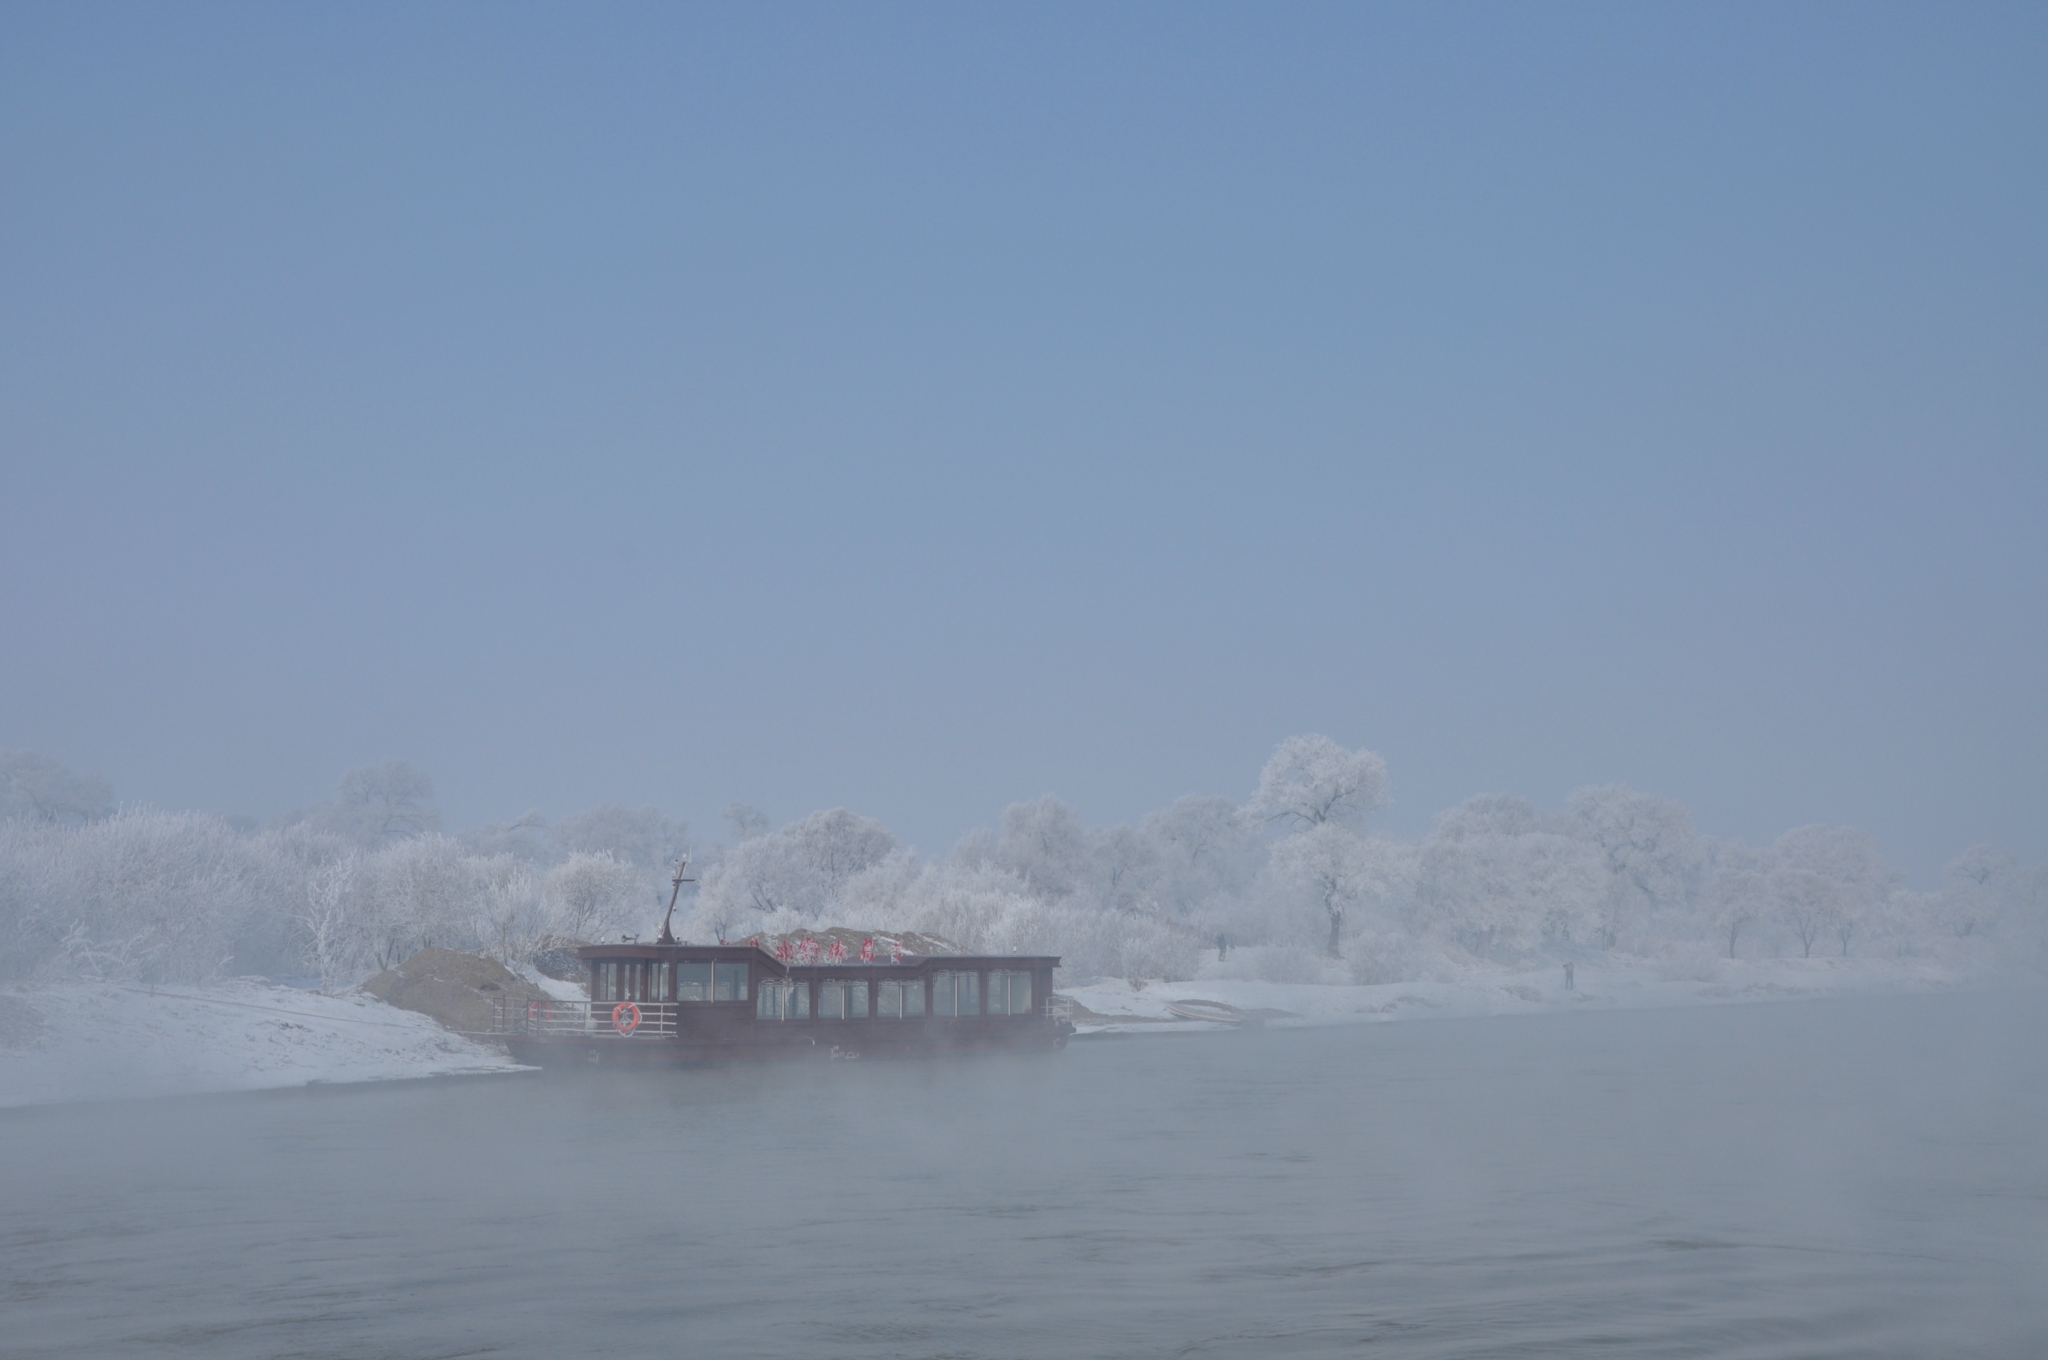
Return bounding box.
[0,980,524,1109]
[0,954,1993,1109]
[1064,952,1985,1033]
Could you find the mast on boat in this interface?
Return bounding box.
[655,855,694,945]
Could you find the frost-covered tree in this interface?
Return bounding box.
[695,807,898,934]
[457,811,553,863]
[1251,736,1390,831]
[1093,824,1160,914]
[1142,795,1265,921]
[358,833,471,967]
[1769,825,1900,955]
[294,844,361,992]
[976,795,1095,898]
[1703,839,1769,954]
[320,761,440,845]
[469,857,545,963]
[1772,869,1834,958]
[0,751,114,826]
[16,808,265,983]
[1566,785,1700,935]
[723,803,770,842]
[1413,823,1603,958]
[1272,823,1401,958]
[1941,843,2016,939]
[786,808,897,882]
[1431,793,1550,842]
[555,804,689,874]
[544,851,644,943]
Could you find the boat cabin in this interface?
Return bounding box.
[492,940,1071,1064]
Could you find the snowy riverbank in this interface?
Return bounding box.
[0,980,524,1109]
[1064,952,1990,1033]
[0,954,2001,1108]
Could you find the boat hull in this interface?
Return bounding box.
[504,1017,1071,1068]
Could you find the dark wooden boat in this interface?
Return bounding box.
[489,940,1073,1065]
[488,859,1073,1064]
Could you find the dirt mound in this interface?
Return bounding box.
[527,941,593,983]
[361,947,549,1035]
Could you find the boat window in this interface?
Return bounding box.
[819,980,868,1020]
[714,963,748,1002]
[676,961,712,1001]
[877,980,924,1018]
[756,981,808,1020]
[931,971,979,1017]
[655,961,671,1000]
[989,970,1032,1015]
[595,962,616,1002]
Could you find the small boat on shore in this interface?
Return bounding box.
[489,939,1072,1065]
[487,860,1073,1065]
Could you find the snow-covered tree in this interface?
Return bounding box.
[320,761,440,845]
[0,751,113,826]
[722,803,770,842]
[555,804,688,874]
[544,851,644,943]
[1769,825,1900,956]
[295,846,361,992]
[1272,823,1401,958]
[456,811,554,863]
[1251,735,1390,831]
[1566,785,1701,936]
[358,833,471,968]
[1431,793,1549,842]
[20,808,264,983]
[1705,854,1768,958]
[1772,868,1834,958]
[980,795,1095,898]
[1941,843,2016,939]
[1092,824,1160,914]
[1142,795,1265,921]
[694,807,898,935]
[1413,825,1603,958]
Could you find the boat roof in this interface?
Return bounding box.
[575,941,1061,972]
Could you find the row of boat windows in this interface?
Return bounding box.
[755,971,1035,1021]
[594,961,749,1003]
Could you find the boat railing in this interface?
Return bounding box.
[490,998,679,1038]
[1041,995,1074,1024]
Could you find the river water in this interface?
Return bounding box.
[4,987,2045,1358]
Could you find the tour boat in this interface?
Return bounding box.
[487,859,1072,1064]
[489,938,1073,1064]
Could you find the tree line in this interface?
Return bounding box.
[1,742,2041,989]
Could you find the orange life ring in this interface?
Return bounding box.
[611,1001,642,1035]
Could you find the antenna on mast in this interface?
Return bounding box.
[656,855,694,945]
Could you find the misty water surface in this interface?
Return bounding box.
[4,989,2045,1359]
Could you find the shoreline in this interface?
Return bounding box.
[1062,953,1996,1035]
[1,954,2009,1109]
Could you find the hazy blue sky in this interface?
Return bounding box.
[2,3,2042,880]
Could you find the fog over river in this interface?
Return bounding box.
[5,990,2044,1359]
